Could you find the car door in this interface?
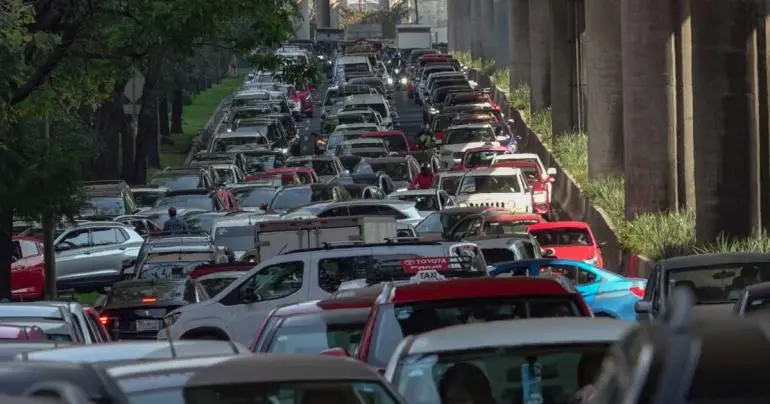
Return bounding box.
[55,228,93,277]
[12,239,44,296]
[88,227,128,275]
[224,258,309,345]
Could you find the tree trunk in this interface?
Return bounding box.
[0,207,13,301]
[93,82,126,179]
[133,49,165,183]
[120,111,135,182]
[158,95,170,138]
[171,87,184,134]
[145,94,161,169]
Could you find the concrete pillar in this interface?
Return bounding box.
[479,0,495,61]
[529,0,551,110]
[550,0,576,136]
[493,0,510,70]
[454,0,471,53]
[674,0,695,209]
[509,0,531,90]
[585,0,623,179]
[447,0,456,52]
[691,0,762,241]
[470,0,483,59]
[317,0,331,28]
[621,0,677,218]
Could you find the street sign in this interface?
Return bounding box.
[123,72,145,116]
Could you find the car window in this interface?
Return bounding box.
[317,207,349,218]
[91,228,121,246]
[546,265,598,285]
[20,240,39,257]
[318,254,419,293]
[83,312,104,342]
[253,316,282,352]
[240,261,304,301]
[415,212,442,233]
[59,229,90,249]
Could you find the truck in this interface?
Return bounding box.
[246,216,399,263]
[396,24,432,50]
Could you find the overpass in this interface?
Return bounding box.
[444,0,770,247]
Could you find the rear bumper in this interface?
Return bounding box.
[57,271,121,293]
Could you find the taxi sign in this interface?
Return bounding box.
[409,270,446,282]
[400,257,450,274]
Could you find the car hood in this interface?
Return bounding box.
[441,141,500,154]
[547,245,598,261]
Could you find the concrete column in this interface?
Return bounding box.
[317,0,331,28]
[621,0,677,218]
[447,0,456,52]
[454,0,471,53]
[509,0,531,90]
[550,0,576,136]
[691,0,762,241]
[529,0,551,110]
[470,0,483,59]
[585,0,623,179]
[674,0,695,209]
[480,0,495,61]
[493,0,510,70]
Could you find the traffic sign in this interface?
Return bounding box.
[123,72,145,116]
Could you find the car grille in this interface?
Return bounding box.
[467,201,506,208]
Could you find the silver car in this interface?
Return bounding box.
[54,222,144,292]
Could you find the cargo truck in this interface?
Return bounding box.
[396,24,432,50]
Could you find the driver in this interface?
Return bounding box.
[409,163,435,190]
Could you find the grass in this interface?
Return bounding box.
[148,73,246,179]
[452,51,770,260]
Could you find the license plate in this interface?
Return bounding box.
[135,319,160,332]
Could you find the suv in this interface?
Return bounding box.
[79,180,139,219]
[54,222,144,292]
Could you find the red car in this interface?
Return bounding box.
[493,159,555,217]
[214,188,239,211]
[11,236,45,301]
[528,221,605,268]
[350,272,592,373]
[264,167,319,184]
[251,285,383,354]
[361,130,415,153]
[286,84,314,118]
[450,145,511,171]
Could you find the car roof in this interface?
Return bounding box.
[437,171,467,178]
[20,340,249,364]
[345,94,386,104]
[274,285,383,316]
[407,318,633,355]
[657,252,770,269]
[131,187,170,193]
[0,304,65,320]
[106,355,235,380]
[462,167,522,176]
[0,360,120,398]
[387,277,576,304]
[528,221,590,230]
[185,355,381,387]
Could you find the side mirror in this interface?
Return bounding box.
[634,300,651,314]
[542,248,556,257]
[546,167,557,176]
[320,347,350,357]
[259,202,269,210]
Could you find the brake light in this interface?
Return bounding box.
[99,316,108,325]
[142,297,157,303]
[630,286,645,298]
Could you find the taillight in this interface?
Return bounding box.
[99,316,108,325]
[630,286,645,298]
[435,131,445,141]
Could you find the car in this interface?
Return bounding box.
[356,156,420,191]
[189,151,248,174]
[314,199,424,226]
[17,340,249,364]
[734,281,770,316]
[413,206,505,240]
[451,144,512,171]
[78,180,140,219]
[528,221,606,267]
[41,301,109,344]
[251,285,383,354]
[454,167,534,213]
[127,231,215,278]
[182,355,407,403]
[285,155,346,183]
[206,163,246,186]
[10,236,45,301]
[53,222,144,292]
[342,183,386,199]
[133,244,229,280]
[130,186,172,211]
[386,189,454,213]
[264,167,319,184]
[0,342,72,358]
[228,146,288,174]
[466,234,544,265]
[432,171,466,196]
[0,360,128,401]
[143,189,228,223]
[491,258,647,320]
[113,215,163,238]
[360,130,413,153]
[226,183,279,212]
[437,124,498,165]
[148,167,215,190]
[634,253,770,322]
[0,302,85,343]
[99,279,211,339]
[385,318,633,404]
[158,241,486,345]
[349,171,396,195]
[448,212,545,240]
[267,183,352,214]
[492,152,557,215]
[194,271,247,297]
[0,325,46,341]
[245,171,302,186]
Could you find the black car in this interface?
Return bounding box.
[267,184,351,214]
[355,156,419,191]
[350,171,395,195]
[98,279,210,340]
[285,155,346,183]
[342,183,385,199]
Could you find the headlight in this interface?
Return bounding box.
[400,77,408,85]
[318,55,325,60]
[386,77,394,85]
[430,108,439,114]
[327,60,332,65]
[164,312,181,327]
[394,68,400,74]
[280,148,289,154]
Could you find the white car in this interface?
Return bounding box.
[384,318,633,404]
[437,123,499,170]
[492,153,557,204]
[454,167,533,213]
[386,189,455,214]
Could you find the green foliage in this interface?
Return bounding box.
[248,54,324,86]
[337,3,411,27]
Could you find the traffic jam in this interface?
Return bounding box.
[2,39,767,404]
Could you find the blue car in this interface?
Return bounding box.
[489,258,646,321]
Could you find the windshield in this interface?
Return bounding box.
[482,248,517,265]
[465,151,504,168]
[199,277,239,297]
[369,162,409,181]
[392,195,439,211]
[348,103,386,117]
[232,187,276,207]
[376,135,407,152]
[265,316,366,355]
[530,229,593,247]
[270,187,331,211]
[458,175,522,194]
[286,160,337,176]
[106,282,184,305]
[214,226,253,252]
[153,195,213,211]
[666,263,770,304]
[369,297,580,367]
[137,261,212,280]
[80,196,125,217]
[184,381,398,404]
[243,154,278,172]
[133,192,165,208]
[394,343,610,404]
[445,128,494,145]
[149,174,202,190]
[214,168,235,184]
[486,220,541,235]
[212,136,268,152]
[338,114,369,125]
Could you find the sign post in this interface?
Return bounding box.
[122,72,145,169]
